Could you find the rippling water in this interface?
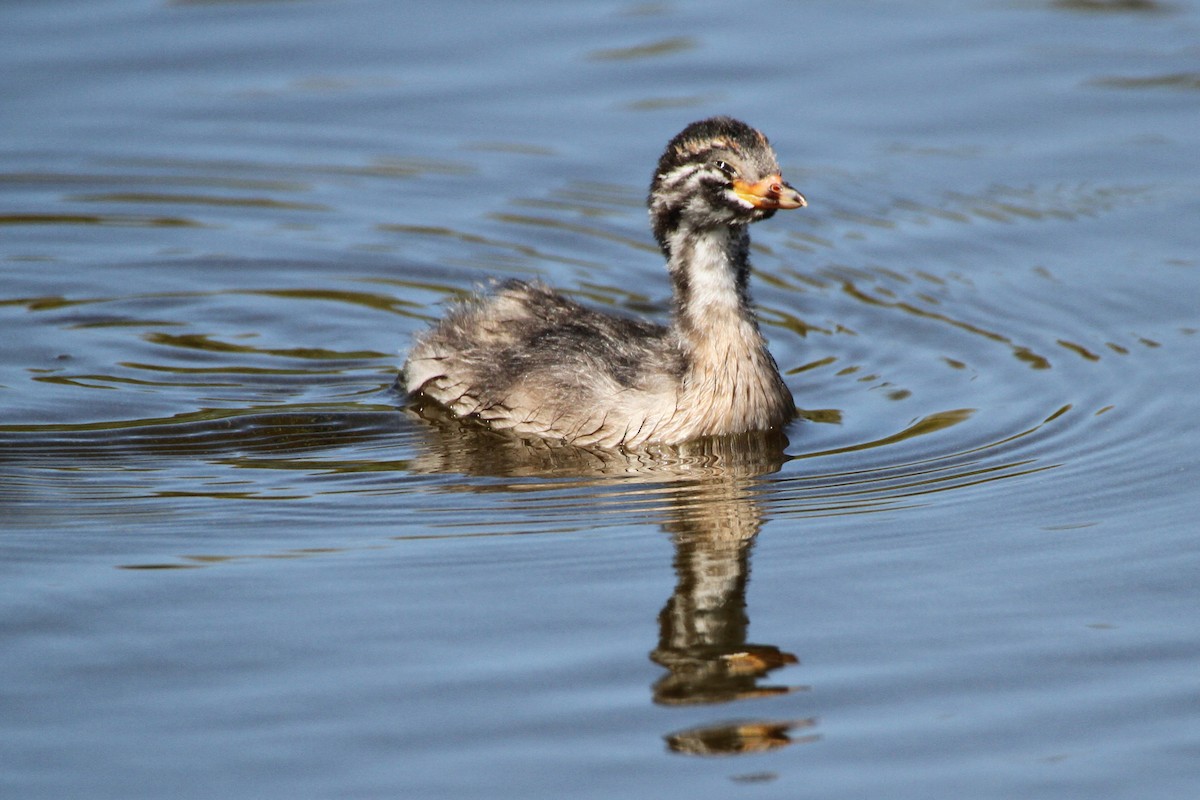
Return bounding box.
[3,1,1199,798]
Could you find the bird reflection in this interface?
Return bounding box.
[405,404,816,756]
[652,484,799,707]
[665,718,819,758]
[651,464,815,756]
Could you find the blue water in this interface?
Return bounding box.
[2,1,1199,798]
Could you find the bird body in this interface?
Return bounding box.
[402,117,805,449]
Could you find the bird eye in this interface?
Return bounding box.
[713,160,737,179]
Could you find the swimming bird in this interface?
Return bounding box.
[402,116,806,448]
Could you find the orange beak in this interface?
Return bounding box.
[733,174,807,210]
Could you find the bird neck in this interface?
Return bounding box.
[659,222,794,432]
[663,223,760,352]
[654,221,795,434]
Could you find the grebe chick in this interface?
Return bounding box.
[402,116,806,449]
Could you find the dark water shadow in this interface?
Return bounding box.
[0,407,405,461]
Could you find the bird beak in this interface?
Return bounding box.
[733,175,807,210]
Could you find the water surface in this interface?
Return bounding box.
[2,1,1199,798]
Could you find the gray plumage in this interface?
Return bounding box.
[402,116,806,448]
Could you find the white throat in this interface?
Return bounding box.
[667,224,747,319]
